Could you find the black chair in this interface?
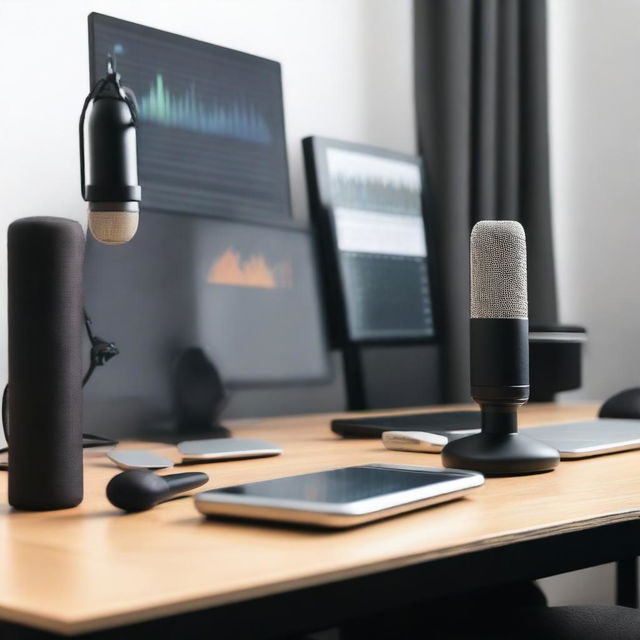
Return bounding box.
[340,582,640,639]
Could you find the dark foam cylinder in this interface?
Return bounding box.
[8,217,85,510]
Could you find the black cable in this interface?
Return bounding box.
[4,55,136,453]
[5,53,137,452]
[82,362,97,388]
[2,385,8,445]
[2,309,119,449]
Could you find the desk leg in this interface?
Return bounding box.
[616,557,638,608]
[342,345,366,411]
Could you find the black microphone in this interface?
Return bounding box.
[442,221,560,475]
[106,470,209,512]
[80,55,141,245]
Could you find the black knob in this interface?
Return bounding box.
[106,470,209,512]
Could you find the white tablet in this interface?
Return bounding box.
[178,438,282,462]
[195,464,484,528]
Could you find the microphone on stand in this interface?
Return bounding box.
[442,220,560,475]
[80,55,141,245]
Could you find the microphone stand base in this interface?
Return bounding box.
[442,432,560,476]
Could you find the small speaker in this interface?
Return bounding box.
[7,217,85,510]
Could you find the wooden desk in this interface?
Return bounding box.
[2,403,640,638]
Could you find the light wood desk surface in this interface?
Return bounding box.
[2,403,640,635]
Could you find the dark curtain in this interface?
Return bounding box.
[414,0,558,402]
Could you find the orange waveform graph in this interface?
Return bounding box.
[207,248,293,289]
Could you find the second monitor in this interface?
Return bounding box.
[304,137,436,345]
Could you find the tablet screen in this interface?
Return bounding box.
[211,465,469,504]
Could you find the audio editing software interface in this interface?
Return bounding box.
[326,147,435,341]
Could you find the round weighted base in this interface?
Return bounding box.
[442,432,560,476]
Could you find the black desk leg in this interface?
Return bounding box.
[342,345,367,411]
[616,557,638,608]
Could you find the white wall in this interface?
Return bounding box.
[0,0,416,392]
[543,0,640,606]
[549,0,640,403]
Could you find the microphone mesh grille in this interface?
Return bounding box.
[88,209,139,246]
[470,220,528,319]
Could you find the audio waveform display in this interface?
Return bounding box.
[326,147,423,217]
[207,248,293,289]
[139,74,272,143]
[320,144,434,340]
[330,175,421,216]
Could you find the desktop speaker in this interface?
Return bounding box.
[7,217,85,510]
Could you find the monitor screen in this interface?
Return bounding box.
[304,138,436,343]
[84,15,329,436]
[89,13,291,222]
[83,213,329,435]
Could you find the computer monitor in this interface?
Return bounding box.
[89,13,291,223]
[303,137,436,344]
[84,15,329,437]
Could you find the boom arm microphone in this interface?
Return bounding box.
[80,55,141,245]
[442,221,560,475]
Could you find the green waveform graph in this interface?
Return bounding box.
[139,74,272,144]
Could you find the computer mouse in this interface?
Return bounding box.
[599,387,640,419]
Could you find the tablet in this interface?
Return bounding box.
[195,464,484,528]
[178,438,283,462]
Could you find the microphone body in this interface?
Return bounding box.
[471,317,529,405]
[80,60,141,245]
[442,221,559,475]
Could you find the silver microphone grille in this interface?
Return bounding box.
[470,220,528,319]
